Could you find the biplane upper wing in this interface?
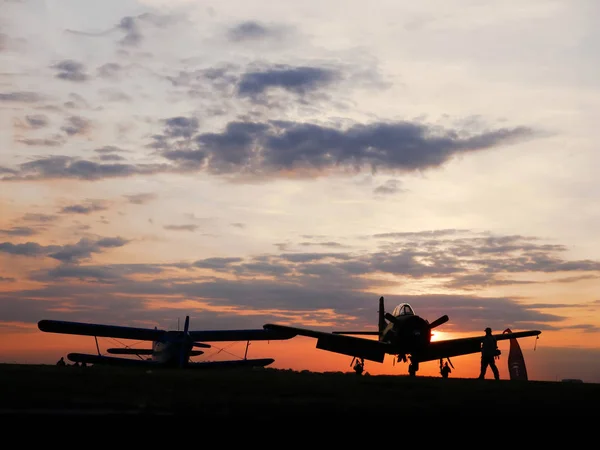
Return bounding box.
[188,329,297,342]
[38,320,297,343]
[416,330,541,363]
[38,320,165,341]
[263,323,393,362]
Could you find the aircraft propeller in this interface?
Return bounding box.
[179,315,191,368]
[428,315,449,329]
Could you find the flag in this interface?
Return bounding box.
[503,328,528,381]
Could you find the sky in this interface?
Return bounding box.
[1,0,599,382]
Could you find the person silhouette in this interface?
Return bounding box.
[56,357,66,366]
[478,327,500,380]
[353,357,364,376]
[440,361,451,378]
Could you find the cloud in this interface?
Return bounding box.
[374,179,405,195]
[94,145,130,154]
[24,114,49,129]
[61,116,91,136]
[17,137,64,147]
[163,224,199,232]
[124,193,158,205]
[59,200,109,215]
[51,60,89,82]
[0,155,169,181]
[227,21,285,42]
[0,230,597,333]
[0,227,38,237]
[0,236,129,263]
[0,92,46,103]
[21,213,58,223]
[0,115,536,183]
[237,65,340,100]
[97,63,122,79]
[160,119,534,178]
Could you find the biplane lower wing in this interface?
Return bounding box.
[105,348,205,357]
[416,330,541,363]
[68,353,274,369]
[186,358,276,369]
[68,353,162,367]
[264,323,390,362]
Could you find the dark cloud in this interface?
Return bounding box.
[0,227,38,237]
[0,155,169,181]
[163,116,200,139]
[0,276,15,283]
[124,193,157,205]
[0,91,46,103]
[164,224,199,232]
[160,119,534,178]
[59,200,109,215]
[61,115,91,136]
[24,114,49,128]
[237,65,339,100]
[47,237,129,263]
[0,236,129,263]
[227,21,284,42]
[0,116,536,183]
[51,60,89,82]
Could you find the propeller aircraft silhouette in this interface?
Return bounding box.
[38,315,297,369]
[264,296,541,376]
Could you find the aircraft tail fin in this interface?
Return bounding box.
[378,296,386,338]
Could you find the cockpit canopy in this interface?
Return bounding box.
[391,303,415,317]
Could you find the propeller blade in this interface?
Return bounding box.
[428,315,449,329]
[384,313,399,325]
[193,342,211,349]
[179,315,191,368]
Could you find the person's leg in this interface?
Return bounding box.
[490,361,500,380]
[478,358,488,379]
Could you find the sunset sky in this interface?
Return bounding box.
[1,0,599,383]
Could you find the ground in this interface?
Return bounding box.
[1,363,597,424]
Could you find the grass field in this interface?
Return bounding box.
[1,363,597,421]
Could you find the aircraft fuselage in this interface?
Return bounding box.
[380,314,432,356]
[152,331,194,366]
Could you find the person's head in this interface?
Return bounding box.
[485,327,492,335]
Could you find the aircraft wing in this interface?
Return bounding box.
[38,320,165,341]
[416,330,541,363]
[68,353,162,367]
[264,323,392,362]
[186,358,276,369]
[187,329,297,342]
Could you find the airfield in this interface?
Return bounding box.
[1,363,597,422]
